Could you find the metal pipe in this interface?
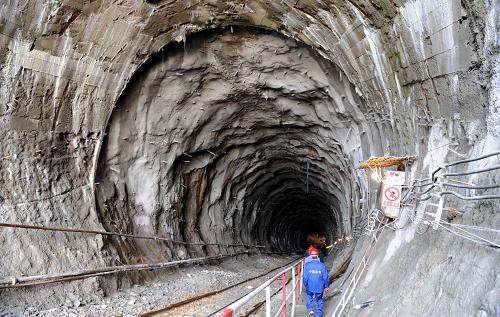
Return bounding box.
[266,286,271,317]
[442,164,500,177]
[291,267,296,317]
[439,191,500,200]
[416,194,437,201]
[276,273,301,317]
[443,150,500,167]
[440,182,500,190]
[0,252,250,288]
[430,150,500,181]
[415,184,436,196]
[413,181,435,188]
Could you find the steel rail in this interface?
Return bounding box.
[0,222,265,249]
[139,257,298,317]
[274,272,300,317]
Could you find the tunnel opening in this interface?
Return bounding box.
[95,26,367,267]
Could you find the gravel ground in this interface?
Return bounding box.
[1,254,294,317]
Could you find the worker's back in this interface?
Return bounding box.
[303,259,329,293]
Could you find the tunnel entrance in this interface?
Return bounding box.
[95,26,366,264]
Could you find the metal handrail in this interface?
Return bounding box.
[214,258,305,317]
[430,150,500,181]
[331,218,386,317]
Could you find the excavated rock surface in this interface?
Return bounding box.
[0,0,499,315]
[95,28,369,263]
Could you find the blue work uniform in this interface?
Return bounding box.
[303,258,330,317]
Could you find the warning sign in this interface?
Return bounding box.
[384,187,400,202]
[383,171,406,186]
[383,185,401,207]
[381,171,405,218]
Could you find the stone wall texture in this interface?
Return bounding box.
[0,0,498,315]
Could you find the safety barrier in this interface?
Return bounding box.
[331,217,386,317]
[214,258,305,317]
[412,151,500,231]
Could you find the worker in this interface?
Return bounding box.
[302,248,330,316]
[305,245,318,263]
[306,244,325,262]
[305,245,317,256]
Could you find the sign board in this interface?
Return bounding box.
[381,171,406,218]
[383,171,406,185]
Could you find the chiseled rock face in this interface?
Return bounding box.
[96,28,372,261]
[0,0,498,314]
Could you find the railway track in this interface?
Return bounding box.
[139,257,299,317]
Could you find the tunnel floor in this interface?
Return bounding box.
[14,255,294,316]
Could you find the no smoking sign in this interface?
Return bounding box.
[380,171,405,218]
[384,187,400,201]
[382,185,401,207]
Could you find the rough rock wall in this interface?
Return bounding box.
[0,0,498,312]
[95,28,378,263]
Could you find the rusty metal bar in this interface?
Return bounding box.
[0,252,253,289]
[0,222,266,248]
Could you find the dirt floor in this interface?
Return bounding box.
[1,255,295,317]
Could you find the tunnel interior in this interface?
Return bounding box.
[95,26,373,262]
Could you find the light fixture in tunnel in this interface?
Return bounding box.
[371,167,383,182]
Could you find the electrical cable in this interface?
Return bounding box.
[446,223,500,233]
[0,222,266,249]
[446,223,500,248]
[430,221,500,249]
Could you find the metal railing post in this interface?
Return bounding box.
[433,185,445,230]
[266,285,271,317]
[291,267,296,317]
[214,258,304,317]
[297,262,301,300]
[301,259,305,295]
[281,272,287,317]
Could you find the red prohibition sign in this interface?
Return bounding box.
[384,187,400,201]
